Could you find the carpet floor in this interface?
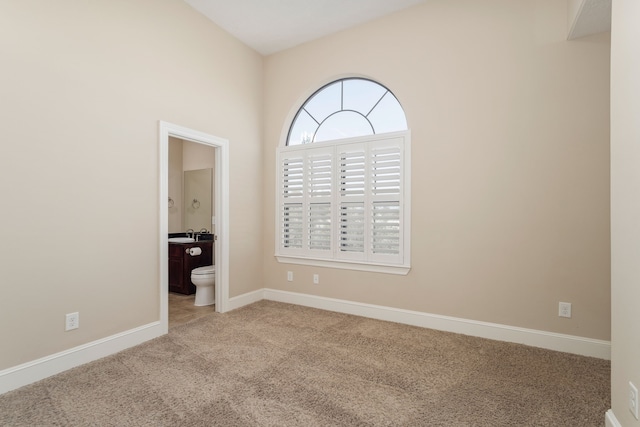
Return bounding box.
[0,300,610,426]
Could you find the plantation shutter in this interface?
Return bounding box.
[337,144,366,261]
[278,146,333,257]
[307,150,333,255]
[279,154,304,253]
[369,140,403,264]
[276,132,409,268]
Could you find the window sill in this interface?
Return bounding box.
[275,255,411,275]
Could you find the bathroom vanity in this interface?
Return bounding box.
[168,240,213,294]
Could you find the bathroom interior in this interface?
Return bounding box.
[168,137,216,328]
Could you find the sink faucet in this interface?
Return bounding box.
[186,229,194,239]
[195,228,209,242]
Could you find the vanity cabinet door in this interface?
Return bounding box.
[168,258,184,293]
[168,241,213,295]
[168,244,188,294]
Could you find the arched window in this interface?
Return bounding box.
[277,78,411,274]
[287,78,407,145]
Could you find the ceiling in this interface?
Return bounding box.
[183,0,612,56]
[567,0,611,40]
[182,0,428,55]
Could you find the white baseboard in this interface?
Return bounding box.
[1,288,611,396]
[605,409,622,427]
[262,289,611,360]
[226,288,265,311]
[0,321,163,395]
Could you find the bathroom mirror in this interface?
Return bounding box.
[168,137,215,234]
[183,168,212,232]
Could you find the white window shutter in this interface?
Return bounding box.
[276,131,409,269]
[307,150,333,255]
[337,144,366,261]
[369,140,403,264]
[279,154,305,253]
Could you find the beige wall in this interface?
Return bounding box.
[263,0,611,339]
[0,0,263,370]
[610,0,640,424]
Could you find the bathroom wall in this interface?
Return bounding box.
[262,0,611,340]
[183,139,216,171]
[168,137,184,233]
[0,0,264,371]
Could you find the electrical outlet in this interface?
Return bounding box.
[558,302,571,318]
[313,274,319,285]
[630,382,639,419]
[287,271,293,282]
[65,312,79,331]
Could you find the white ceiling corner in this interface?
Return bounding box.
[568,0,612,40]
[183,0,427,55]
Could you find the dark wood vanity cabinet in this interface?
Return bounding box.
[168,241,213,294]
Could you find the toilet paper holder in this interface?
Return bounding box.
[186,247,202,256]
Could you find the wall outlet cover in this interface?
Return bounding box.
[559,302,572,318]
[65,312,79,331]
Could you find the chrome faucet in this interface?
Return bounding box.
[186,229,194,239]
[194,228,209,242]
[196,228,209,241]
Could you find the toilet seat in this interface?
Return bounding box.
[192,265,215,275]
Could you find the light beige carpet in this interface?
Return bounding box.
[0,300,610,426]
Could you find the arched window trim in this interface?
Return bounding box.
[286,78,407,146]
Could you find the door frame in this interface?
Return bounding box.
[159,121,230,333]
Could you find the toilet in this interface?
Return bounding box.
[191,265,215,306]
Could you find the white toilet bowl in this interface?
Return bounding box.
[191,265,215,306]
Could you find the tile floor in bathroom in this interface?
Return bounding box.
[168,292,215,329]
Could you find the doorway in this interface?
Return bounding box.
[159,121,230,335]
